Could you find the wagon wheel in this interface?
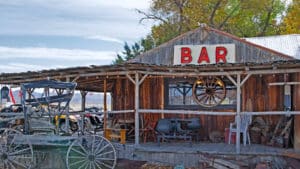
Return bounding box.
[192,77,226,107]
[66,135,117,169]
[0,128,34,169]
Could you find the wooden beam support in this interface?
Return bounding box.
[72,75,80,82]
[126,73,136,85]
[269,82,300,86]
[2,68,300,85]
[76,79,103,85]
[236,74,241,154]
[137,68,300,78]
[103,79,107,134]
[226,72,248,154]
[80,90,88,112]
[66,77,70,82]
[293,73,300,151]
[107,110,135,114]
[134,73,140,145]
[138,74,148,85]
[241,73,252,86]
[226,74,237,86]
[65,77,70,132]
[107,109,300,115]
[139,109,235,115]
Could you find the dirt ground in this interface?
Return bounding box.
[116,159,196,169]
[115,157,300,169]
[115,159,147,169]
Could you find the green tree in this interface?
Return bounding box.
[113,38,154,64]
[113,42,139,64]
[280,0,300,34]
[141,35,156,51]
[137,0,190,45]
[138,0,287,45]
[118,0,295,63]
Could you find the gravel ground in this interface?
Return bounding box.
[116,159,147,169]
[115,159,197,169]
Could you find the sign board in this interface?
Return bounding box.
[174,44,235,65]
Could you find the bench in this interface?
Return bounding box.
[104,128,126,144]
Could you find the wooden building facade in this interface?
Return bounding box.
[111,26,300,152]
[0,26,300,154]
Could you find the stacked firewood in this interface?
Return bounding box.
[249,116,293,148]
[249,117,270,144]
[269,116,293,148]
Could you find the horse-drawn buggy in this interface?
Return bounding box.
[0,80,116,169]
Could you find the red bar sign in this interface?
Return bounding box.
[174,44,235,65]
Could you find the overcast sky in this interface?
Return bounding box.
[0,0,152,73]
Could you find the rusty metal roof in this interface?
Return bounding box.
[245,34,300,59]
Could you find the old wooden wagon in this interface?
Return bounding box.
[0,80,116,169]
[0,25,300,167]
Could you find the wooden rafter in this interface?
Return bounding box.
[0,61,299,92]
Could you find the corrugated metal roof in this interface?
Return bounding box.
[245,34,300,59]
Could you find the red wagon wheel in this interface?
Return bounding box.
[192,77,226,107]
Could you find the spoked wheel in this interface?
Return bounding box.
[192,77,226,107]
[66,135,117,169]
[0,128,33,169]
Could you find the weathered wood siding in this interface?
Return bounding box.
[140,77,164,126]
[112,78,135,121]
[242,74,285,130]
[111,77,164,126]
[293,73,300,150]
[112,74,295,142]
[132,28,292,65]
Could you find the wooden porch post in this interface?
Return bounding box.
[135,73,140,145]
[293,73,300,150]
[80,91,87,111]
[103,79,107,133]
[227,73,251,154]
[236,74,241,154]
[66,77,70,132]
[126,73,148,145]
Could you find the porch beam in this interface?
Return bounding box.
[236,74,241,154]
[65,77,70,133]
[269,82,300,86]
[106,110,135,114]
[138,74,149,85]
[241,73,252,86]
[8,109,300,116]
[139,109,235,115]
[243,111,300,115]
[134,73,140,145]
[138,109,300,115]
[103,79,107,133]
[138,68,300,77]
[72,75,80,82]
[226,74,237,86]
[126,73,136,84]
[66,77,70,82]
[2,68,300,84]
[80,90,88,111]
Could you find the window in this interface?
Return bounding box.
[164,78,236,110]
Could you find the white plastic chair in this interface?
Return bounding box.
[229,114,252,146]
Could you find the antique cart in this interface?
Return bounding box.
[0,80,116,169]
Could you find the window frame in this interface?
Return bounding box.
[164,78,236,110]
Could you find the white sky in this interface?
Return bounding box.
[0,0,153,73]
